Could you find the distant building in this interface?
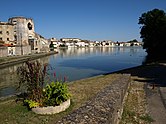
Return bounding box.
[60,38,81,42]
[124,42,131,46]
[0,17,49,56]
[102,40,114,47]
[48,37,59,50]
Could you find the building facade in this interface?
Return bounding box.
[8,17,35,46]
[0,17,49,56]
[60,38,81,42]
[0,22,15,44]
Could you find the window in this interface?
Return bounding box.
[14,35,17,41]
[0,37,2,40]
[0,31,2,34]
[6,31,9,35]
[7,38,9,41]
[28,35,32,39]
[13,20,17,23]
[27,22,33,30]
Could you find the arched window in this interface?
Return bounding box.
[27,22,33,30]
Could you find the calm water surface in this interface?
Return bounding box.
[0,47,146,97]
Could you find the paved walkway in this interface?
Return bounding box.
[146,86,166,124]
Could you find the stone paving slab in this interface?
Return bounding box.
[146,85,166,124]
[56,74,130,124]
[159,87,166,109]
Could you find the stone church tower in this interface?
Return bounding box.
[8,17,35,46]
[0,17,49,56]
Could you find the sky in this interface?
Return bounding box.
[0,0,166,41]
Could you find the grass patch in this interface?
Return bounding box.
[120,76,154,124]
[0,74,120,124]
[139,114,154,123]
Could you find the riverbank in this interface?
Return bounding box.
[0,73,124,124]
[0,60,166,123]
[0,51,58,69]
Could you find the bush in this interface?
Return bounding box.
[24,99,41,109]
[43,81,71,106]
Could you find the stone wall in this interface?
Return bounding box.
[15,45,31,55]
[0,47,8,57]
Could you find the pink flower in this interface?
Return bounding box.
[53,72,56,78]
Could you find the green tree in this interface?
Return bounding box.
[128,39,138,43]
[138,9,166,58]
[49,41,54,51]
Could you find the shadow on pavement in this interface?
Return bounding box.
[111,63,166,87]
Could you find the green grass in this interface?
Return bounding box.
[0,96,77,124]
[139,114,154,123]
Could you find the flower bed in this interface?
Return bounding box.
[17,61,71,114]
[32,99,70,114]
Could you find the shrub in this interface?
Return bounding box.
[43,81,71,106]
[24,99,41,109]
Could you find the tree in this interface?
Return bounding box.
[127,39,138,43]
[138,9,166,58]
[49,41,54,51]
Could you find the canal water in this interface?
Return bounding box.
[0,47,146,97]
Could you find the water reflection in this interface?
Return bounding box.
[0,56,50,97]
[0,47,146,97]
[58,47,144,58]
[48,47,146,81]
[0,65,19,97]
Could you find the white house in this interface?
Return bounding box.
[60,38,81,42]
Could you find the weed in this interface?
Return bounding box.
[139,114,154,123]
